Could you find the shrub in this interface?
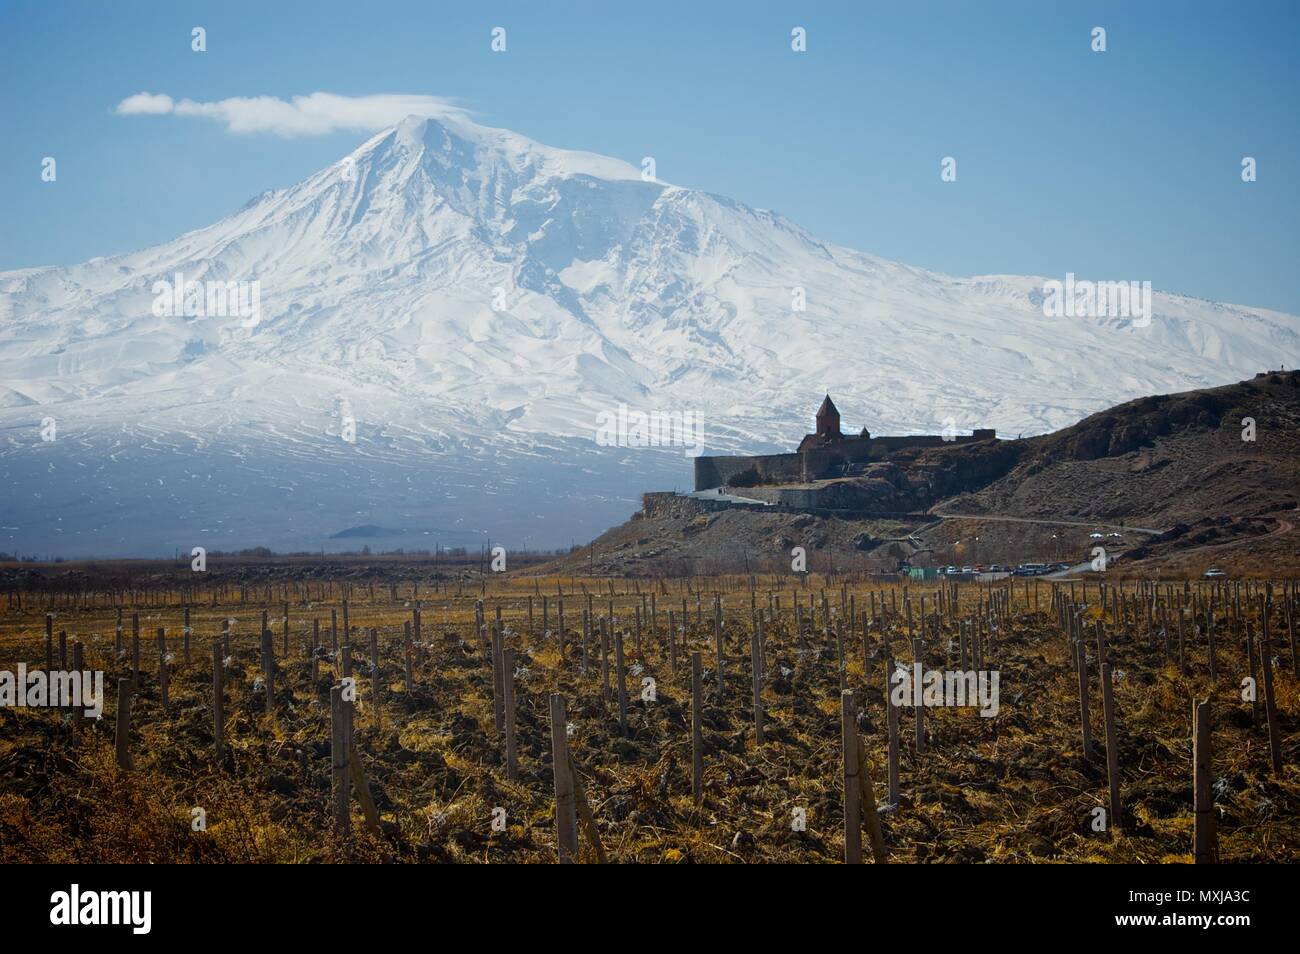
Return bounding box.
[727,468,760,488]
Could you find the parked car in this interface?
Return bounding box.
[1088,532,1105,539]
[1204,568,1227,579]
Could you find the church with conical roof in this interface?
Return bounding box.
[797,394,861,451]
[693,395,995,492]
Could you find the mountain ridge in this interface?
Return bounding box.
[2,112,1298,556]
[545,371,1300,578]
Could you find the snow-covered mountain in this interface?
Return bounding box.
[2,113,1297,556]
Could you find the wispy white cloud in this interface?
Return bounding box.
[116,92,176,115]
[113,92,465,136]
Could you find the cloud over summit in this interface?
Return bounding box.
[114,91,465,136]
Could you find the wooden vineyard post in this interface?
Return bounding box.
[156,627,169,716]
[1193,698,1217,864]
[1077,637,1093,760]
[1260,615,1284,776]
[650,593,658,652]
[885,656,900,806]
[1246,621,1259,725]
[842,690,862,864]
[569,750,607,864]
[348,735,382,838]
[862,627,873,687]
[70,641,85,731]
[490,624,504,734]
[878,655,899,805]
[1100,661,1122,833]
[835,621,846,693]
[131,613,140,683]
[600,618,612,703]
[58,628,68,668]
[212,640,225,767]
[713,608,725,701]
[558,600,567,664]
[403,620,414,693]
[912,637,924,754]
[669,608,678,674]
[1177,608,1186,673]
[311,619,320,686]
[1207,610,1217,681]
[550,693,579,863]
[1068,607,1080,671]
[581,608,590,674]
[692,651,704,805]
[751,617,764,745]
[115,678,133,771]
[503,647,518,781]
[260,628,275,713]
[183,607,191,664]
[612,628,629,736]
[368,627,380,722]
[331,684,351,846]
[857,735,888,863]
[1290,594,1299,678]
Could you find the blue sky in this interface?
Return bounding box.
[3,0,1298,313]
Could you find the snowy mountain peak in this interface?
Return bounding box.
[374,112,652,185]
[1,116,1298,555]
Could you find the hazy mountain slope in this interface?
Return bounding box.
[1,113,1297,556]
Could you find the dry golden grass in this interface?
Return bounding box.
[0,575,1296,863]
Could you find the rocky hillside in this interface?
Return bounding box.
[944,369,1300,526]
[540,371,1300,577]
